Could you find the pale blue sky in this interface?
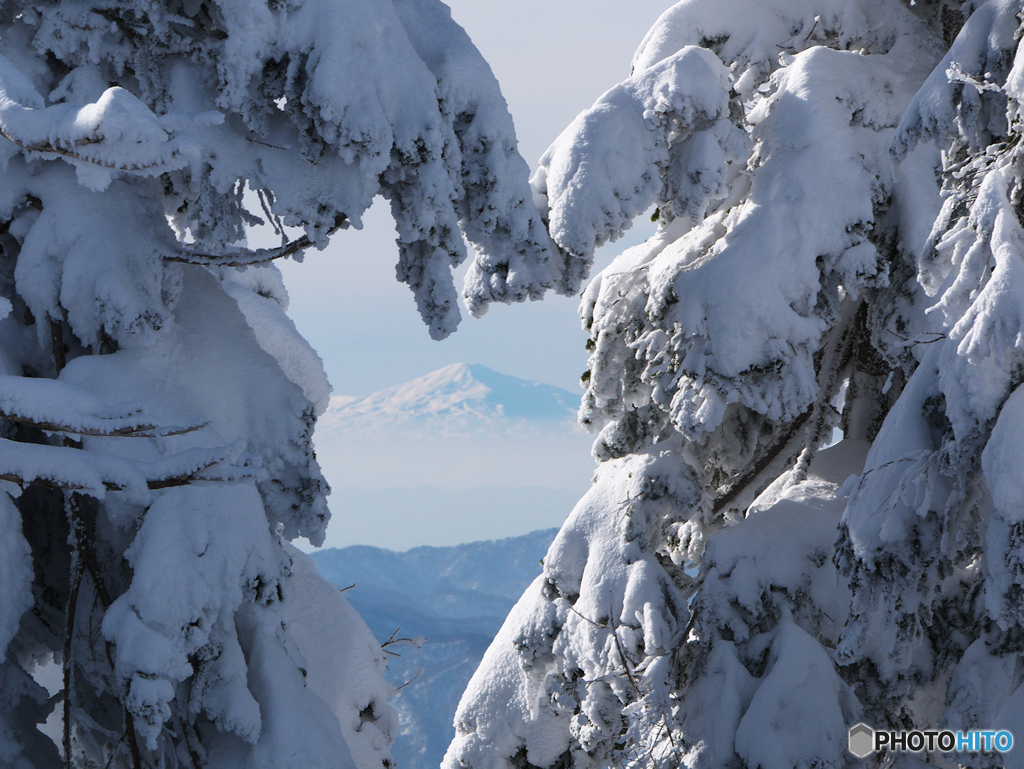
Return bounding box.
[278,0,667,397]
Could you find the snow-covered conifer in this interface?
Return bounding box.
[445,1,1024,767]
[0,1,555,767]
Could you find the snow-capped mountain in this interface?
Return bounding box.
[319,362,579,431]
[311,529,559,769]
[312,364,595,550]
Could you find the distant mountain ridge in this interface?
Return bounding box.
[311,528,560,769]
[312,527,558,604]
[319,363,579,431]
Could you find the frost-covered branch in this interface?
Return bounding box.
[446,1,975,767]
[0,126,178,173]
[0,376,206,437]
[0,0,545,764]
[166,213,348,267]
[0,59,197,183]
[0,465,217,492]
[63,494,84,769]
[0,439,243,497]
[0,411,205,438]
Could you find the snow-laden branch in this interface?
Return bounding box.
[0,376,205,437]
[0,56,203,179]
[0,412,204,438]
[531,45,736,286]
[0,439,248,498]
[0,124,177,173]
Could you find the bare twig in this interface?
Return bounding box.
[0,410,206,438]
[567,604,609,628]
[100,731,127,769]
[166,213,347,267]
[63,495,85,769]
[884,328,947,347]
[607,605,640,694]
[255,188,282,237]
[50,318,66,374]
[78,538,111,610]
[123,709,142,769]
[803,15,820,41]
[0,461,225,492]
[381,627,421,658]
[179,714,205,769]
[246,137,289,152]
[395,668,423,692]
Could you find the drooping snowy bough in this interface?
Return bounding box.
[0,1,559,767]
[446,1,1024,767]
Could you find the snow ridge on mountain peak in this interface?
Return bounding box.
[311,364,593,504]
[320,363,579,431]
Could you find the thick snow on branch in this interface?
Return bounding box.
[0,0,552,763]
[102,483,284,749]
[0,437,240,499]
[447,443,695,769]
[0,375,203,436]
[55,267,331,543]
[835,4,1024,714]
[894,0,1020,157]
[447,0,1017,767]
[532,45,738,293]
[467,0,1024,766]
[579,37,931,454]
[2,0,555,341]
[0,55,202,188]
[390,0,560,322]
[829,0,1024,711]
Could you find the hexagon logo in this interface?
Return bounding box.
[848,723,875,758]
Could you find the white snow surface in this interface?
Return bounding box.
[222,267,332,416]
[733,616,852,769]
[280,547,398,769]
[442,0,1009,766]
[579,28,935,441]
[448,439,865,769]
[0,0,563,765]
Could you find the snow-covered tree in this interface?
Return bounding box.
[445,1,1024,768]
[0,1,558,767]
